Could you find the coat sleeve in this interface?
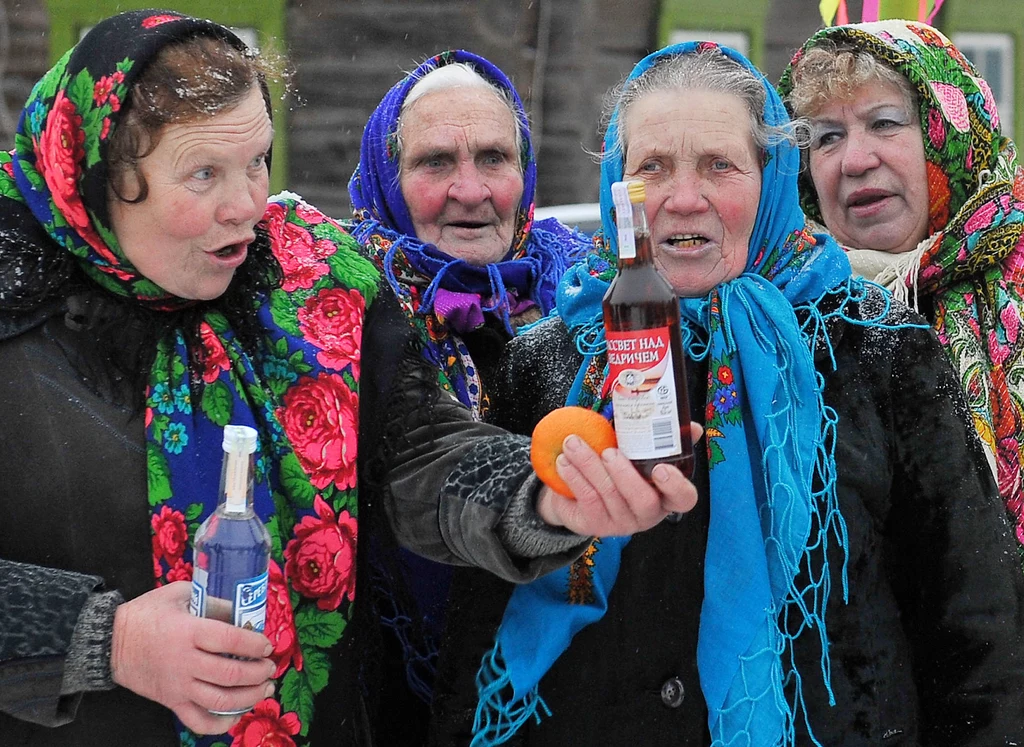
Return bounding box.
[359,293,589,584]
[0,559,120,727]
[887,323,1024,745]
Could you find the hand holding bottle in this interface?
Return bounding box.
[536,422,702,536]
[110,581,276,734]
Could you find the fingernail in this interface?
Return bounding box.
[563,435,582,453]
[264,683,275,698]
[555,453,568,471]
[601,447,618,463]
[263,642,273,657]
[652,464,671,483]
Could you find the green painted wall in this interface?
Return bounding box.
[941,0,1024,145]
[659,0,770,67]
[45,0,288,191]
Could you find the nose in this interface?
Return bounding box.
[216,174,265,226]
[662,172,709,215]
[447,161,490,206]
[840,130,881,176]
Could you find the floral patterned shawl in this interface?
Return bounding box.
[0,10,378,746]
[780,20,1024,545]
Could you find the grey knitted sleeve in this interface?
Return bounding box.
[60,590,123,695]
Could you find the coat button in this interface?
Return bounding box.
[660,677,685,708]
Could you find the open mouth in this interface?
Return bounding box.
[666,234,710,249]
[847,192,891,209]
[214,243,245,258]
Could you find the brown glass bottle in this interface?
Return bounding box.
[602,180,694,480]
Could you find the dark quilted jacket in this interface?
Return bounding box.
[429,288,1024,747]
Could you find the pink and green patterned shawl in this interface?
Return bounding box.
[781,20,1024,545]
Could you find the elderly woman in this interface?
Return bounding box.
[0,10,382,745]
[425,42,1024,746]
[346,50,591,739]
[0,13,696,746]
[779,20,1024,552]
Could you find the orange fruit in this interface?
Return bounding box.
[530,406,617,498]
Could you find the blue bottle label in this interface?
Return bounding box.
[234,571,268,632]
[189,567,208,618]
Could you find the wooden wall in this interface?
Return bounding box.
[0,0,851,216]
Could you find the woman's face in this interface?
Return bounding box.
[807,78,930,254]
[398,86,524,266]
[623,89,760,298]
[109,86,272,300]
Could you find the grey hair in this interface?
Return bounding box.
[602,47,806,166]
[784,41,917,120]
[393,61,525,173]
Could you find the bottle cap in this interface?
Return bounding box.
[223,425,258,455]
[626,180,645,204]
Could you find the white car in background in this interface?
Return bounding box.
[535,202,602,235]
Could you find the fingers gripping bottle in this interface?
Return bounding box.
[602,180,694,479]
[190,425,272,715]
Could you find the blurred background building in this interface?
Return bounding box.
[1,0,1019,218]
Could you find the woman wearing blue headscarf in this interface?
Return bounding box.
[427,42,1024,747]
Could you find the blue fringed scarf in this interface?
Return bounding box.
[472,42,918,747]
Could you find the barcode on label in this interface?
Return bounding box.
[652,418,675,451]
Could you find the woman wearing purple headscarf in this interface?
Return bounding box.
[348,51,699,743]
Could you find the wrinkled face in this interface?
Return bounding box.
[398,86,524,266]
[622,89,760,298]
[109,86,272,300]
[807,78,930,254]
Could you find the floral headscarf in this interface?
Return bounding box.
[471,42,921,747]
[779,20,1024,546]
[0,10,379,746]
[347,49,590,417]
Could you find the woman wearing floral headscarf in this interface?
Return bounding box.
[427,42,1024,747]
[346,50,592,741]
[779,20,1024,556]
[0,10,380,745]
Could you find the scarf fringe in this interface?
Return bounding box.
[471,642,551,746]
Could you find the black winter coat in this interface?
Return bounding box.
[429,288,1024,746]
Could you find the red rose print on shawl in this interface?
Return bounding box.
[277,373,358,491]
[229,698,301,747]
[36,91,116,263]
[266,203,338,292]
[298,288,365,374]
[141,14,180,28]
[198,321,231,383]
[165,557,193,583]
[265,560,303,678]
[151,505,188,563]
[294,202,325,225]
[284,496,357,610]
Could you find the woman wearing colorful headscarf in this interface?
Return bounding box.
[427,42,1024,746]
[779,20,1024,557]
[0,10,382,745]
[346,50,592,740]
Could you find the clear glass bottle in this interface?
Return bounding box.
[602,180,694,479]
[190,424,272,715]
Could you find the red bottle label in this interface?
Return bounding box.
[606,326,683,460]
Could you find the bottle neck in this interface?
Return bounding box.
[222,450,254,514]
[617,200,653,267]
